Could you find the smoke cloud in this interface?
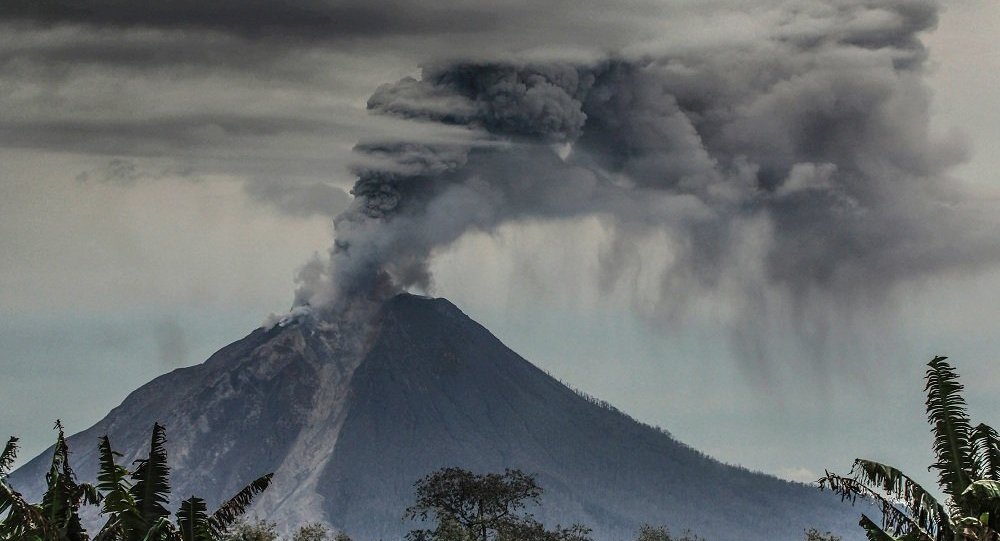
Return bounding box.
[244,178,352,218]
[289,0,997,360]
[153,317,190,369]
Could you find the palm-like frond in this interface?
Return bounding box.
[97,436,137,515]
[3,422,273,541]
[95,434,144,541]
[41,421,97,541]
[925,356,976,504]
[850,459,951,539]
[0,438,17,479]
[93,514,125,541]
[0,480,47,540]
[973,424,1000,482]
[824,356,1000,541]
[81,485,101,507]
[206,473,273,535]
[861,517,926,541]
[139,516,176,541]
[961,480,1000,531]
[819,471,935,541]
[176,497,212,541]
[859,514,898,541]
[130,423,171,532]
[41,423,71,528]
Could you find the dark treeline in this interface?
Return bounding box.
[0,425,834,541]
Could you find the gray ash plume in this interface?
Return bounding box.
[291,0,999,360]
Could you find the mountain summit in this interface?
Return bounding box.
[11,294,863,541]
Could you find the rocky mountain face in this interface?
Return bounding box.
[10,294,865,541]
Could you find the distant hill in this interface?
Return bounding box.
[10,294,866,541]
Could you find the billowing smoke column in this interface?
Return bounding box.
[292,0,999,349]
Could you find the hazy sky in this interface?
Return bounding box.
[2,0,999,493]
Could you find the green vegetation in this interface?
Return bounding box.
[633,524,706,541]
[222,519,279,541]
[0,420,838,541]
[221,520,349,541]
[404,468,591,541]
[820,356,1000,541]
[0,415,844,541]
[289,523,332,541]
[803,528,841,541]
[0,422,272,541]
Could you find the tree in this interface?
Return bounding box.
[1,423,272,541]
[636,525,672,541]
[404,468,590,541]
[633,524,706,541]
[222,519,279,541]
[803,528,841,541]
[819,356,1000,541]
[290,523,329,541]
[496,520,591,541]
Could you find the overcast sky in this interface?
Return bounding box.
[2,0,999,492]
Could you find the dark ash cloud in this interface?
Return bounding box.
[291,0,1000,363]
[0,1,499,41]
[75,158,200,185]
[367,63,594,141]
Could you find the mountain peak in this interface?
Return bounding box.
[10,295,865,541]
[380,292,461,319]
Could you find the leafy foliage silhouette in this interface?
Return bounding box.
[0,423,272,541]
[820,356,1000,541]
[405,468,591,541]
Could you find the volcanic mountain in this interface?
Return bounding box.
[10,294,864,541]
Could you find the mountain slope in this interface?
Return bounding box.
[10,294,865,541]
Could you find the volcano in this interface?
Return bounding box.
[10,294,864,541]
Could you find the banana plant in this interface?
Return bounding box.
[1,434,48,541]
[820,356,1000,541]
[173,473,274,541]
[40,422,101,541]
[91,423,273,541]
[2,423,273,541]
[1,421,100,541]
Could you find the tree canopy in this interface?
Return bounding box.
[404,468,590,541]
